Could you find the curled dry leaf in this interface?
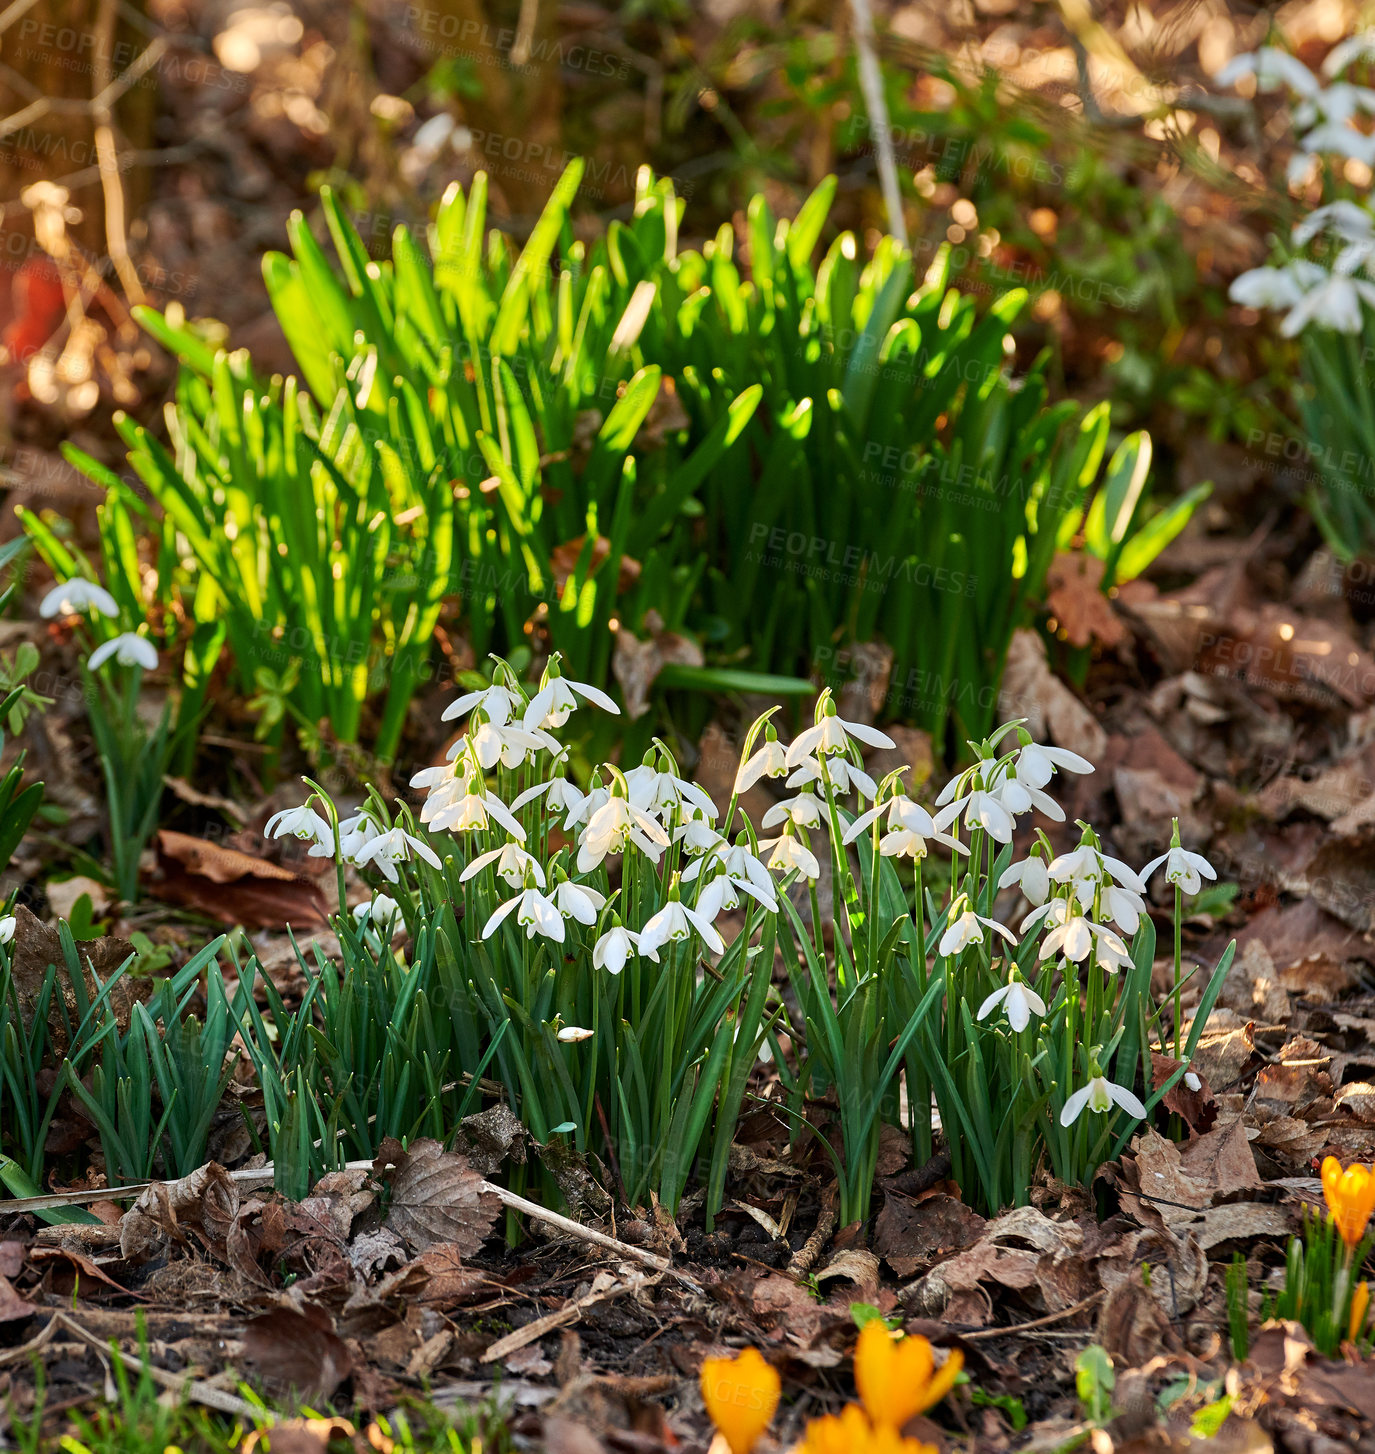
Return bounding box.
[153,829,329,929]
[376,1137,500,1255]
[119,1161,239,1261]
[549,534,641,596]
[1152,1051,1218,1135]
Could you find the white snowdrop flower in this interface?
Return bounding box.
[557,1025,593,1043]
[625,762,717,822]
[460,840,544,889]
[1060,1074,1147,1126]
[683,840,778,911]
[1141,843,1217,896]
[1184,1071,1202,1092]
[353,826,442,884]
[999,854,1050,905]
[442,682,522,726]
[1281,268,1375,336]
[844,795,963,859]
[784,696,894,767]
[939,896,1018,957]
[523,658,619,730]
[87,633,158,671]
[39,579,118,619]
[0,914,15,945]
[467,720,559,771]
[1324,34,1375,77]
[977,977,1047,1033]
[576,793,669,872]
[639,887,726,958]
[1215,47,1320,95]
[593,924,654,974]
[675,811,725,857]
[264,804,335,857]
[337,811,382,863]
[1046,843,1146,894]
[353,894,400,928]
[761,791,823,832]
[418,768,526,839]
[759,830,820,882]
[933,785,1014,843]
[1229,263,1320,310]
[1014,742,1094,791]
[1030,898,1096,962]
[1297,122,1375,164]
[483,884,564,942]
[786,753,877,801]
[1093,927,1135,974]
[735,732,788,793]
[552,878,606,925]
[510,775,589,830]
[1098,882,1146,934]
[1295,85,1375,132]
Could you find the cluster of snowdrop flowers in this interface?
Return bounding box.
[1218,41,1375,178]
[1219,40,1375,336]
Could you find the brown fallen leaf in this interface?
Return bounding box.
[997,628,1107,762]
[1046,552,1127,649]
[873,1191,986,1279]
[240,1417,355,1454]
[239,1304,352,1403]
[376,1138,500,1255]
[0,1273,34,1324]
[612,610,704,720]
[1153,1052,1218,1135]
[6,905,142,1058]
[119,1161,239,1261]
[550,534,641,596]
[0,1240,25,1279]
[152,830,328,929]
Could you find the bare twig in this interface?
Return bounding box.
[91,0,145,305]
[962,1291,1104,1341]
[52,1310,265,1417]
[846,0,907,245]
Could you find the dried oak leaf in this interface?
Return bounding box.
[239,1304,352,1402]
[153,830,328,929]
[1046,552,1126,650]
[377,1138,499,1255]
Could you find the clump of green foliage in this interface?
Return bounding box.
[26,163,1199,764]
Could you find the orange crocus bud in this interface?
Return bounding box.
[1351,1281,1371,1344]
[853,1319,964,1430]
[701,1347,781,1454]
[1322,1157,1375,1249]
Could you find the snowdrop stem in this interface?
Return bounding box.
[1173,883,1183,1059]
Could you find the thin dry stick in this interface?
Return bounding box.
[962,1291,1104,1341]
[52,1310,264,1417]
[846,0,907,246]
[91,0,145,306]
